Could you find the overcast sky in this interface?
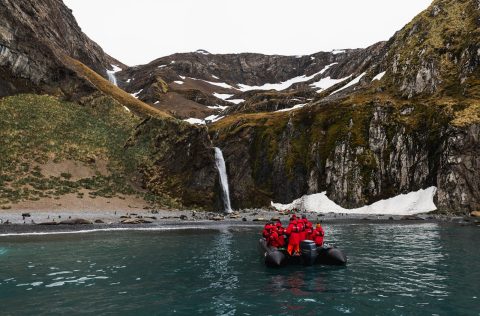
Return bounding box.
[64,0,432,66]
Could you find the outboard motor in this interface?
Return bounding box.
[300,240,318,266]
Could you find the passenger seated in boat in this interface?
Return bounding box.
[312,223,325,246]
[305,222,314,240]
[286,216,301,256]
[267,228,285,248]
[299,215,311,241]
[275,221,286,249]
[262,223,274,239]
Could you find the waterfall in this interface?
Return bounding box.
[107,70,118,86]
[214,147,232,213]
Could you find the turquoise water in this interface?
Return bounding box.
[0,223,479,315]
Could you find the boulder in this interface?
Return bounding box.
[121,218,153,224]
[470,211,480,217]
[59,218,93,225]
[94,219,105,224]
[38,221,58,225]
[401,215,425,221]
[180,215,188,220]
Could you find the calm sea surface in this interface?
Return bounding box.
[0,223,479,315]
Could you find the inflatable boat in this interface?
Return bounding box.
[259,238,347,267]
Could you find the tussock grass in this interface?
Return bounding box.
[0,94,149,207]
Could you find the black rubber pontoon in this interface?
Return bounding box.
[259,238,347,267]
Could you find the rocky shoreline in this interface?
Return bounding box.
[0,209,478,235]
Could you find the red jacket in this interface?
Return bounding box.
[268,231,285,248]
[312,226,325,246]
[299,219,308,241]
[286,220,301,247]
[305,227,314,240]
[262,224,274,238]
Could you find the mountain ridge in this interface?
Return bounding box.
[0,0,478,213]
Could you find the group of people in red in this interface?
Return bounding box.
[262,214,325,256]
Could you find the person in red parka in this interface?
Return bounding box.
[312,223,325,246]
[262,223,274,239]
[275,221,286,248]
[267,229,282,248]
[299,215,310,241]
[286,217,301,255]
[305,222,314,240]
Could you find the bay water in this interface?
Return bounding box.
[0,223,478,315]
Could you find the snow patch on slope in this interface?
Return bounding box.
[130,89,143,99]
[276,104,306,112]
[237,64,337,92]
[185,77,235,89]
[271,187,437,215]
[184,114,226,126]
[207,105,229,110]
[225,99,244,104]
[184,118,206,125]
[311,76,350,91]
[213,93,234,100]
[372,71,386,81]
[331,72,366,95]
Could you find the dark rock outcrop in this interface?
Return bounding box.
[437,124,480,213]
[0,0,123,97]
[126,117,218,209]
[211,101,479,213]
[207,0,480,214]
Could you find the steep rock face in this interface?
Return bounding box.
[207,0,480,214]
[381,0,480,98]
[126,117,218,209]
[437,124,480,212]
[0,0,121,96]
[323,104,443,208]
[211,98,479,213]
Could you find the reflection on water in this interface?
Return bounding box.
[203,228,238,315]
[0,223,478,315]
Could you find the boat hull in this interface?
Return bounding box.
[259,239,347,267]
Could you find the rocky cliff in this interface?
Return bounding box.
[0,0,126,97]
[0,0,219,210]
[0,0,478,213]
[208,0,480,214]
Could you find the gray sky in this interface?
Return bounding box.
[64,0,433,66]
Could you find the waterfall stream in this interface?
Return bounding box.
[214,147,232,213]
[107,70,118,86]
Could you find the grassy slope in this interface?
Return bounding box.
[0,56,213,210]
[63,56,171,120]
[0,94,165,209]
